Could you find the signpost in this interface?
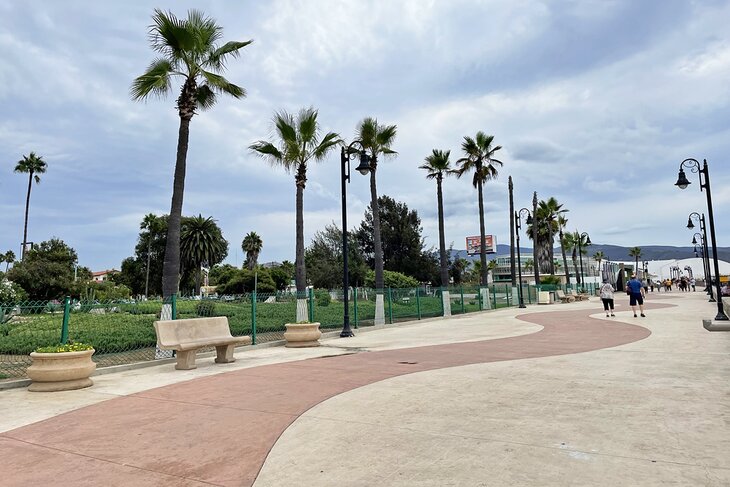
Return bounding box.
[465,235,496,255]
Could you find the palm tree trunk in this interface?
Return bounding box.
[548,225,555,274]
[573,250,580,284]
[560,228,570,285]
[145,239,152,298]
[21,171,33,259]
[508,177,516,287]
[370,167,385,325]
[477,178,487,286]
[162,116,190,299]
[196,267,202,296]
[437,176,448,287]
[295,182,306,291]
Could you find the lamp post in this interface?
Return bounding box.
[339,143,372,337]
[577,232,591,292]
[642,260,649,283]
[691,233,712,296]
[515,207,533,308]
[532,192,540,287]
[688,212,712,296]
[675,158,727,320]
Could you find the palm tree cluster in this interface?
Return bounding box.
[0,250,16,272]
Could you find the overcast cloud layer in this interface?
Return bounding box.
[1,0,730,270]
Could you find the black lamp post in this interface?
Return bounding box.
[515,207,532,308]
[532,192,540,287]
[577,232,591,292]
[691,233,712,296]
[688,212,712,296]
[675,158,727,320]
[339,143,372,337]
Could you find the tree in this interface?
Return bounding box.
[565,231,590,284]
[455,132,503,286]
[140,213,164,298]
[558,215,570,285]
[180,215,228,295]
[420,149,455,287]
[7,238,77,300]
[250,108,340,321]
[355,117,398,324]
[0,250,12,272]
[528,197,567,275]
[305,224,368,290]
[357,196,438,284]
[131,9,251,300]
[629,247,642,276]
[524,258,534,273]
[487,260,498,283]
[242,231,263,270]
[14,152,47,260]
[593,251,605,278]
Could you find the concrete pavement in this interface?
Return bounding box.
[1,292,728,486]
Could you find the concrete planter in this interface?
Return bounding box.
[284,322,321,348]
[27,349,96,392]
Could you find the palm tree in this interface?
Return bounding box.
[242,231,263,270]
[487,260,498,283]
[558,215,571,286]
[131,9,251,300]
[562,232,580,285]
[419,149,455,288]
[455,132,503,286]
[524,258,534,273]
[629,247,642,276]
[250,108,340,321]
[527,197,567,275]
[140,214,163,298]
[355,117,397,325]
[180,215,228,295]
[14,152,47,260]
[4,251,15,272]
[593,251,605,278]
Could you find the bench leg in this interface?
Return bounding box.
[175,350,197,370]
[215,344,235,364]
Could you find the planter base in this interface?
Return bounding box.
[28,377,93,392]
[284,323,321,348]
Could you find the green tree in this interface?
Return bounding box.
[629,247,642,276]
[14,152,47,260]
[250,108,340,321]
[364,269,419,289]
[528,197,568,275]
[593,251,605,278]
[7,238,78,300]
[180,215,228,294]
[420,149,455,287]
[242,231,263,270]
[354,117,397,324]
[305,224,368,289]
[131,9,251,300]
[140,213,164,298]
[558,215,570,285]
[455,132,503,286]
[269,261,294,291]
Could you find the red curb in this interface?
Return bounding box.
[0,302,670,487]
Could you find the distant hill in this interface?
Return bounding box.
[450,244,730,262]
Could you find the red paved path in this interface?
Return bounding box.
[0,304,670,486]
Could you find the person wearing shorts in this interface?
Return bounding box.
[599,279,615,317]
[626,274,646,317]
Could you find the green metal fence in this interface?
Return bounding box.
[2,283,568,381]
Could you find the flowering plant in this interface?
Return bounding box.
[35,342,94,353]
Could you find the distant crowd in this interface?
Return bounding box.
[648,277,696,293]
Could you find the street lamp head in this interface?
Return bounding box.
[355,152,372,175]
[584,235,592,245]
[675,168,691,189]
[686,217,694,229]
[692,235,697,245]
[526,214,533,225]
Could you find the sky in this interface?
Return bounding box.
[1,0,730,271]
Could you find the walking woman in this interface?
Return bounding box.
[600,279,615,317]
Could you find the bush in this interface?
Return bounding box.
[541,275,562,286]
[196,300,217,317]
[365,270,419,289]
[315,290,331,307]
[0,279,27,304]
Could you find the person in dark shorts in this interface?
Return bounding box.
[626,274,646,317]
[599,279,615,317]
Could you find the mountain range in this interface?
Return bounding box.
[450,244,730,263]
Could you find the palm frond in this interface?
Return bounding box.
[312,131,341,161]
[249,141,284,165]
[201,70,245,98]
[206,40,253,69]
[297,107,318,145]
[130,58,174,100]
[195,84,217,110]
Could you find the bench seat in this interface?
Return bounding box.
[154,317,252,370]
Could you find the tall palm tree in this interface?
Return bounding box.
[593,251,605,278]
[355,117,397,325]
[5,250,15,272]
[527,198,567,275]
[419,149,455,288]
[558,215,571,285]
[250,108,340,321]
[140,213,163,298]
[242,231,263,270]
[629,247,642,276]
[131,9,251,300]
[14,152,47,260]
[180,214,228,294]
[455,132,503,286]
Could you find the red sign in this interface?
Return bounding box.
[466,235,496,255]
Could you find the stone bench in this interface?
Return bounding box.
[154,317,252,370]
[555,290,575,303]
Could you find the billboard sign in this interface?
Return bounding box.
[466,235,496,255]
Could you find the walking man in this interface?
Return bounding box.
[627,274,646,317]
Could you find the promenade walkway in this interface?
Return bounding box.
[0,292,727,486]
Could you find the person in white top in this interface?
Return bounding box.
[599,279,615,317]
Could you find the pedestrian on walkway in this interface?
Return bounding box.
[600,279,615,317]
[690,277,696,292]
[626,274,646,317]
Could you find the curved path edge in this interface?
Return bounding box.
[0,302,672,487]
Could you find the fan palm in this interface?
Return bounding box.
[455,132,503,286]
[419,149,455,288]
[250,108,340,321]
[355,117,397,325]
[131,9,251,299]
[180,215,228,294]
[14,152,47,260]
[558,215,571,285]
[242,231,263,270]
[593,251,605,278]
[527,198,567,274]
[140,214,164,298]
[628,247,642,276]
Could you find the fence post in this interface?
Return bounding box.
[171,293,177,320]
[416,287,421,320]
[353,287,359,329]
[460,286,465,313]
[387,287,393,324]
[60,296,70,344]
[251,291,257,345]
[439,287,445,316]
[308,288,314,323]
[492,285,497,308]
[506,284,511,307]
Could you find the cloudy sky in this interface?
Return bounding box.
[1,0,730,271]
